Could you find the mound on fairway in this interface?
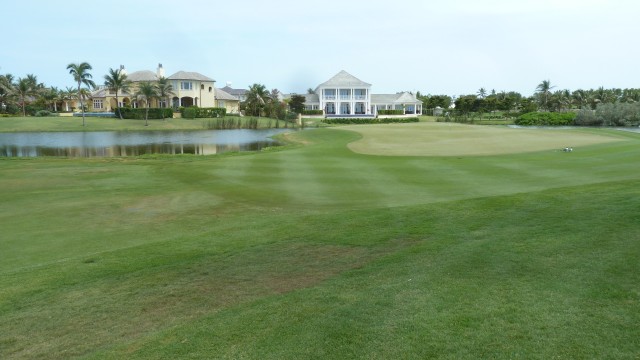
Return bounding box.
[341,122,626,156]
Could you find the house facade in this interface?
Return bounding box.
[89,64,217,112]
[300,70,422,117]
[215,87,240,114]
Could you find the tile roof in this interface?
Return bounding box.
[168,71,214,82]
[215,88,239,101]
[221,86,247,96]
[127,70,158,82]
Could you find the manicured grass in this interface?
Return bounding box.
[0,116,285,132]
[343,122,628,156]
[1,124,639,358]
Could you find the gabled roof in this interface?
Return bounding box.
[372,92,422,104]
[221,86,247,96]
[168,71,214,82]
[316,70,371,89]
[128,70,158,82]
[215,88,239,101]
[304,94,319,104]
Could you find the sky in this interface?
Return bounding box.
[1,0,638,97]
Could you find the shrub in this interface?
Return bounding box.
[574,109,602,126]
[302,110,323,115]
[35,110,51,117]
[515,112,576,126]
[323,117,419,125]
[115,107,173,120]
[592,102,640,126]
[377,109,405,115]
[181,106,226,119]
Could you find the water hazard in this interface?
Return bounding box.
[0,129,293,158]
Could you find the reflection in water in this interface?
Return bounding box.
[1,141,274,157]
[0,129,291,157]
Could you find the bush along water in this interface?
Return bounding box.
[181,107,226,119]
[575,103,640,126]
[115,108,173,120]
[515,112,576,126]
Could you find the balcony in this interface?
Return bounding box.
[323,95,336,100]
[339,95,351,100]
[354,95,367,100]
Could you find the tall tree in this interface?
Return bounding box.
[61,86,77,112]
[245,83,269,116]
[477,87,487,99]
[104,67,131,120]
[42,87,60,112]
[135,81,158,126]
[289,94,306,114]
[67,62,95,126]
[15,77,36,116]
[535,80,555,111]
[156,77,175,120]
[0,74,14,112]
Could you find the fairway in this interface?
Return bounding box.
[342,122,626,156]
[1,126,639,359]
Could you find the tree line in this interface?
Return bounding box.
[417,80,640,117]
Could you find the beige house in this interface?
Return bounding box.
[215,88,240,114]
[89,64,217,112]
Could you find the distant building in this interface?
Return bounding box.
[90,64,216,111]
[220,85,248,102]
[294,71,422,117]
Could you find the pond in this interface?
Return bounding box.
[0,129,294,158]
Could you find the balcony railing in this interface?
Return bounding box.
[323,95,336,100]
[340,95,351,100]
[354,95,367,100]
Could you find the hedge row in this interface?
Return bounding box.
[115,108,173,120]
[515,112,576,126]
[302,110,323,115]
[181,107,226,119]
[323,117,420,124]
[377,109,404,115]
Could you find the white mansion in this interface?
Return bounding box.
[301,71,422,117]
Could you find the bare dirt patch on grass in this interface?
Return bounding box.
[340,122,626,156]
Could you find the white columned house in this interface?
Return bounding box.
[316,70,373,117]
[295,70,423,118]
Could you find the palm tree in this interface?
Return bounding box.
[156,77,175,120]
[0,74,14,112]
[104,67,131,120]
[67,62,96,126]
[135,81,158,126]
[535,80,555,111]
[477,87,487,99]
[42,87,60,112]
[61,86,77,112]
[15,77,36,116]
[245,83,269,116]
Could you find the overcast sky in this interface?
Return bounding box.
[2,0,638,97]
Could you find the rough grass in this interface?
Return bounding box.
[342,122,626,156]
[0,116,280,132]
[1,125,639,359]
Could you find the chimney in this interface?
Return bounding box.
[157,63,165,78]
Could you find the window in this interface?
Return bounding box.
[93,99,103,109]
[209,87,213,92]
[181,82,193,90]
[218,100,225,108]
[158,100,167,108]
